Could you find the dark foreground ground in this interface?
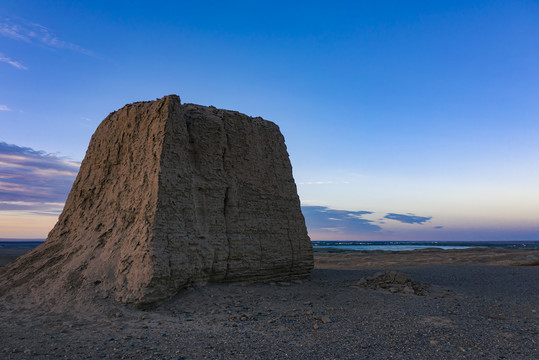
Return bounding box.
[0,244,41,267]
[0,248,538,359]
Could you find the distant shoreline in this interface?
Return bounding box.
[312,240,539,245]
[312,240,539,252]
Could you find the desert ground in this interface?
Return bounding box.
[1,247,538,359]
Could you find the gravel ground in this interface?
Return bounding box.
[1,263,537,359]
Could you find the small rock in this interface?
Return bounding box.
[402,286,415,295]
[394,273,409,284]
[321,316,331,324]
[385,271,397,282]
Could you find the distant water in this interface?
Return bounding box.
[312,241,539,252]
[1,239,538,254]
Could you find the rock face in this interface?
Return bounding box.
[0,95,313,306]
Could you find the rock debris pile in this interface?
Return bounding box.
[354,271,428,295]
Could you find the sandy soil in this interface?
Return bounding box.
[1,247,538,359]
[314,246,539,269]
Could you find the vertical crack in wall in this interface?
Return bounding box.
[286,217,295,277]
[160,97,182,286]
[223,185,231,280]
[222,132,232,281]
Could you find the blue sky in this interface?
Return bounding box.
[1,1,538,240]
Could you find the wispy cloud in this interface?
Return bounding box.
[301,206,382,234]
[0,105,12,111]
[0,22,29,41]
[0,201,65,216]
[0,17,92,56]
[0,53,27,70]
[384,213,432,225]
[0,142,79,204]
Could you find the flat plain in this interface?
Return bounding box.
[1,247,538,359]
